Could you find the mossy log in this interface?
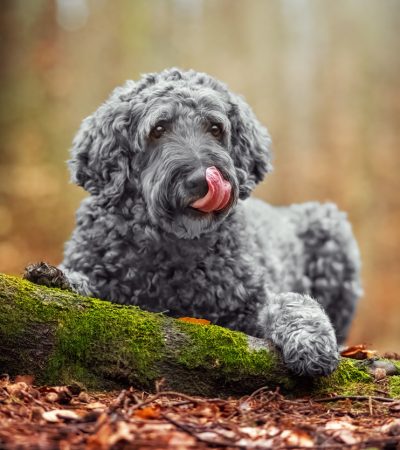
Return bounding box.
[0,273,399,397]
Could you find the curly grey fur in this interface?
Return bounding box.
[60,68,362,377]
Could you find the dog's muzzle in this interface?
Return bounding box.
[190,166,232,213]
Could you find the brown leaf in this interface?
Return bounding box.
[334,429,359,445]
[78,391,91,403]
[281,429,314,447]
[178,317,211,325]
[45,392,59,403]
[340,344,377,360]
[380,419,400,436]
[108,421,133,446]
[42,409,80,423]
[382,352,400,360]
[373,367,387,380]
[325,419,359,445]
[191,403,220,418]
[325,419,356,431]
[31,406,45,421]
[14,375,34,385]
[86,402,106,410]
[134,406,161,419]
[167,432,197,447]
[86,422,113,450]
[5,382,29,398]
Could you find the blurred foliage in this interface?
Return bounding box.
[0,0,399,350]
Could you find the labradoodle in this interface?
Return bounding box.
[25,68,362,376]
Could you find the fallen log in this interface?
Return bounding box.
[0,273,399,397]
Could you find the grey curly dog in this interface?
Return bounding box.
[25,68,362,377]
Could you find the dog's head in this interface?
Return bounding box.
[69,68,272,238]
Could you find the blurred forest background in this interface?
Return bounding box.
[0,0,399,350]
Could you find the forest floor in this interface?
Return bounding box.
[1,374,400,450]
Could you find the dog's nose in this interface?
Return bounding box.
[185,168,208,198]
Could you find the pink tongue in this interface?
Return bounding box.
[191,167,232,213]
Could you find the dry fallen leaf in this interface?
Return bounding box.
[281,429,314,447]
[340,344,377,360]
[86,402,106,410]
[325,419,356,431]
[14,375,34,385]
[373,367,387,380]
[325,419,359,445]
[42,409,80,423]
[78,391,91,403]
[237,437,274,448]
[133,406,161,419]
[5,382,29,398]
[240,426,268,439]
[86,422,114,450]
[380,419,400,436]
[167,432,197,447]
[334,429,359,445]
[45,392,59,403]
[108,421,133,446]
[178,317,211,325]
[382,352,400,360]
[31,406,45,421]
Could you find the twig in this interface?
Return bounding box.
[108,389,127,412]
[374,388,389,396]
[127,390,224,415]
[313,395,394,403]
[245,385,273,401]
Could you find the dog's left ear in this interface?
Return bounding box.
[228,94,272,199]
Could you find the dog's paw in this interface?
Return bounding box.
[281,328,339,376]
[262,293,340,377]
[24,262,72,291]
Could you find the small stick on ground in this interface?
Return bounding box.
[314,395,394,403]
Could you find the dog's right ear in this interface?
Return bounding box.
[68,83,142,202]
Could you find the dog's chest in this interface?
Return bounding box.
[103,234,266,330]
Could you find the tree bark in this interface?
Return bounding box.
[0,273,399,397]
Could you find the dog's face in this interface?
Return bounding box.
[69,69,272,238]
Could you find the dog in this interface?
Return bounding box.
[25,68,362,376]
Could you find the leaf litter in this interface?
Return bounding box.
[0,374,399,449]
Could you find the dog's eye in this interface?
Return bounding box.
[150,124,166,139]
[209,123,223,138]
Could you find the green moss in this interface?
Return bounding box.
[314,359,374,396]
[174,321,294,392]
[393,361,400,373]
[389,376,400,399]
[175,321,274,375]
[0,274,164,389]
[50,300,164,387]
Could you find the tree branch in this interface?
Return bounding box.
[0,273,398,397]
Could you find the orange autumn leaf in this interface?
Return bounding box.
[133,406,160,419]
[178,317,211,325]
[15,375,34,385]
[340,344,377,360]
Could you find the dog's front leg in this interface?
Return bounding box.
[24,262,92,296]
[258,292,339,376]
